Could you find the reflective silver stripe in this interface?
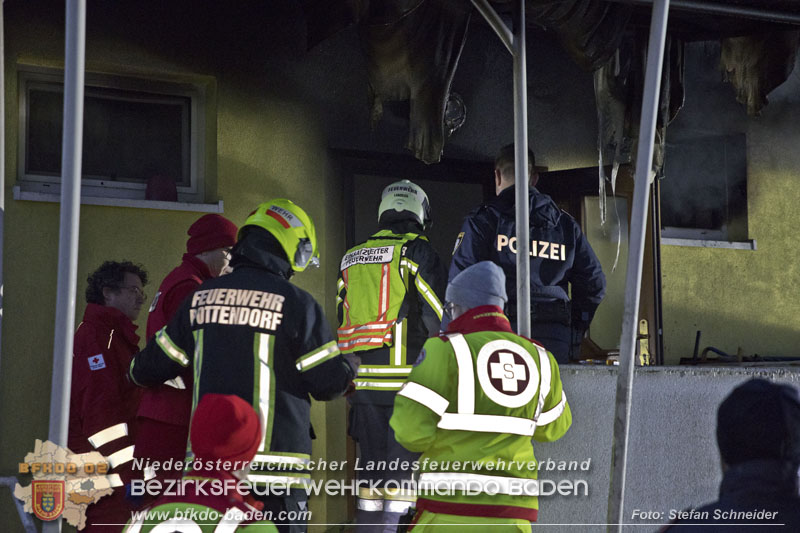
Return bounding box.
[215,511,244,533]
[538,391,567,425]
[253,454,311,466]
[533,344,551,423]
[393,320,403,366]
[357,498,384,512]
[400,258,419,275]
[354,380,407,389]
[398,382,449,416]
[164,376,186,389]
[296,341,340,372]
[87,423,128,448]
[438,413,535,436]
[337,278,345,291]
[156,328,189,367]
[247,474,311,487]
[338,322,394,335]
[419,472,538,496]
[415,275,443,319]
[257,333,271,452]
[144,466,157,481]
[338,336,389,350]
[359,366,412,375]
[107,473,124,487]
[384,500,414,513]
[126,517,144,532]
[448,334,475,414]
[107,445,135,468]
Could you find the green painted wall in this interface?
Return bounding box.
[1,2,348,530]
[660,44,800,365]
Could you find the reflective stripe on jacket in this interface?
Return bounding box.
[337,227,445,395]
[390,307,571,513]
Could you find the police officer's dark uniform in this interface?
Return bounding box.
[450,183,606,363]
[130,200,356,533]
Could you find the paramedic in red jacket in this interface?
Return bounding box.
[135,214,237,483]
[69,260,149,531]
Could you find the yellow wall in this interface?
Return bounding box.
[660,96,800,364]
[1,3,348,529]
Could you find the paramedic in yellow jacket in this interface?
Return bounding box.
[337,180,446,531]
[390,261,571,531]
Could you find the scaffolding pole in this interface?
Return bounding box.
[44,1,86,531]
[471,0,531,337]
[607,0,670,531]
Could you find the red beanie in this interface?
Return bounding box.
[186,214,238,255]
[190,394,262,464]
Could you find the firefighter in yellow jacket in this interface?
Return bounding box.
[337,180,446,530]
[390,261,571,531]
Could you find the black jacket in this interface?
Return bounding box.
[130,234,354,485]
[449,186,606,330]
[661,460,800,532]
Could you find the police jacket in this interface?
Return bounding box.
[660,459,800,532]
[449,186,606,330]
[336,220,446,405]
[124,470,277,532]
[137,254,209,428]
[130,235,356,489]
[389,305,571,521]
[69,303,141,522]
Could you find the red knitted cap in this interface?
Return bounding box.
[186,214,238,255]
[190,394,261,464]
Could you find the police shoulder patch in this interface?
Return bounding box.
[88,354,106,371]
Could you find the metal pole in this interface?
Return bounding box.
[0,0,5,378]
[512,0,531,338]
[471,0,513,53]
[607,0,669,531]
[44,1,86,531]
[606,0,800,25]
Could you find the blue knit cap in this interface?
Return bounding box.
[445,261,508,310]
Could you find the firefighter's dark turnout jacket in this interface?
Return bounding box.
[130,242,355,489]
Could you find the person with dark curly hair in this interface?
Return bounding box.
[69,260,148,531]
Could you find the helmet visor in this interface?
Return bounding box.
[295,238,318,270]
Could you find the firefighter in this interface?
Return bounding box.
[336,180,446,530]
[135,213,238,486]
[130,199,359,533]
[390,261,572,531]
[69,260,148,531]
[449,144,606,362]
[124,393,277,531]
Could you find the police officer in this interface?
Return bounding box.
[130,199,359,533]
[336,180,446,530]
[390,261,571,531]
[449,144,606,362]
[124,394,278,532]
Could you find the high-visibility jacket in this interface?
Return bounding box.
[337,223,445,402]
[130,249,355,491]
[389,306,571,520]
[69,303,142,526]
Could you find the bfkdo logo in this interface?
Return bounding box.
[32,480,65,520]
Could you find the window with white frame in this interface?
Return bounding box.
[18,67,208,204]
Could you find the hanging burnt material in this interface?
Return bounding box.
[356,0,472,164]
[721,30,800,116]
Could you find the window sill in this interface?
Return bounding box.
[13,186,223,213]
[661,237,756,250]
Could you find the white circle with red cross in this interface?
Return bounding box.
[476,340,539,408]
